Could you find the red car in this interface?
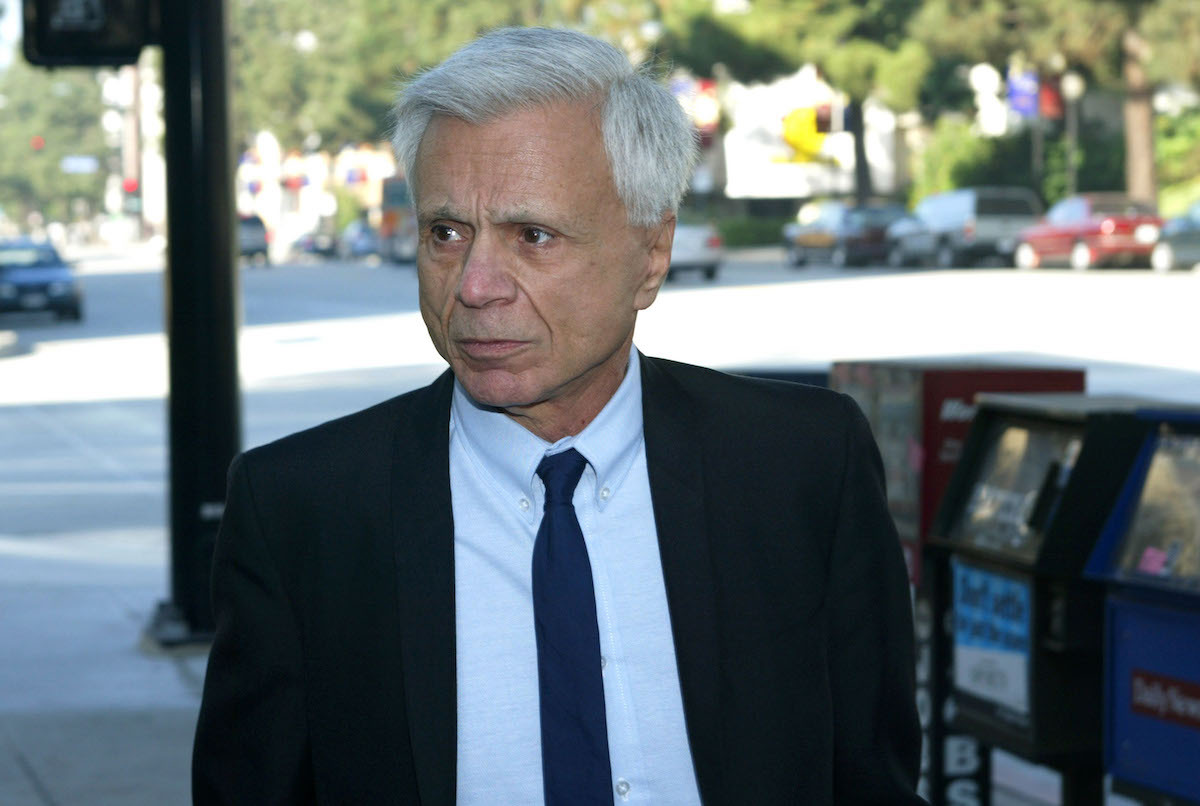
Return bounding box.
[1014,193,1162,270]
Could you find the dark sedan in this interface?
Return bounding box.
[784,201,906,267]
[0,239,83,321]
[1150,200,1200,273]
[1014,193,1162,270]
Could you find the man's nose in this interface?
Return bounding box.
[456,232,516,308]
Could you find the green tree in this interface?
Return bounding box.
[228,0,939,204]
[228,0,601,150]
[0,56,106,223]
[911,113,1124,207]
[911,0,1200,206]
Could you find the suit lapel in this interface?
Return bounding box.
[391,370,457,806]
[640,355,724,804]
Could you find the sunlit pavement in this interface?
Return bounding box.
[5,245,1199,407]
[1,244,1197,804]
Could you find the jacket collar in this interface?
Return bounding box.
[391,369,457,805]
[640,353,724,804]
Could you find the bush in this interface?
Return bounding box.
[1156,107,1200,189]
[716,215,793,247]
[333,186,364,232]
[909,114,1124,208]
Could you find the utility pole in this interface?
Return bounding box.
[22,0,242,647]
[145,0,241,646]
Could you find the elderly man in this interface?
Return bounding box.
[193,27,923,806]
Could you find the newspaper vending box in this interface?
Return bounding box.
[830,361,1084,805]
[930,394,1153,804]
[1084,411,1200,806]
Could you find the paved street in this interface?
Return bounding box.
[5,245,1199,540]
[1,242,1197,804]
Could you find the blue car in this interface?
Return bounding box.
[0,239,84,321]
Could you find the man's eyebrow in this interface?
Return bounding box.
[492,207,546,224]
[418,204,459,224]
[418,204,577,235]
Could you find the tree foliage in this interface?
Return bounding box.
[227,0,626,149]
[910,0,1200,204]
[0,57,106,223]
[1155,106,1200,189]
[909,112,1124,207]
[5,0,1200,223]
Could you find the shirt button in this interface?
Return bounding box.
[615,778,631,798]
[599,487,611,501]
[518,498,530,512]
[600,655,607,669]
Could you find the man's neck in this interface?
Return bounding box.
[502,346,634,443]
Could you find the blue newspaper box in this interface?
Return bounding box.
[929,394,1157,803]
[1085,411,1200,806]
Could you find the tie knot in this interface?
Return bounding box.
[536,448,587,507]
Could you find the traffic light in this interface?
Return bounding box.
[22,0,156,67]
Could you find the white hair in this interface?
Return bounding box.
[390,27,698,228]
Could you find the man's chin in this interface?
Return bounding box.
[455,370,540,413]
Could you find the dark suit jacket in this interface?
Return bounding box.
[193,355,924,805]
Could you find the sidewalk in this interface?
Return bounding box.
[0,533,204,805]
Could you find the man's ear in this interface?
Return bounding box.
[634,214,676,310]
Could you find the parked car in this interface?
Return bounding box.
[1014,193,1162,270]
[338,219,380,259]
[782,199,846,266]
[784,201,905,267]
[238,214,270,264]
[883,214,925,267]
[292,228,338,259]
[888,186,1043,268]
[379,176,419,264]
[0,239,84,321]
[1149,200,1200,273]
[668,219,722,281]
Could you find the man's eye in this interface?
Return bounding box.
[520,227,552,245]
[431,224,464,242]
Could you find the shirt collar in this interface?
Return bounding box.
[450,346,645,518]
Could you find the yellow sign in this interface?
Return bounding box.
[780,107,833,164]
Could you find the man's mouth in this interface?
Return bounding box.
[455,339,528,360]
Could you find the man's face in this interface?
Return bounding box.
[413,101,673,438]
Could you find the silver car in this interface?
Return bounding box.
[1150,201,1200,272]
[668,220,722,282]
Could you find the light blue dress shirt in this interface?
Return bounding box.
[450,348,703,805]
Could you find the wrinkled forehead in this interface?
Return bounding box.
[411,101,613,202]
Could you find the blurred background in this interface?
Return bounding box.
[2,1,1200,805]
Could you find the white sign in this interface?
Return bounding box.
[720,66,898,199]
[60,155,100,175]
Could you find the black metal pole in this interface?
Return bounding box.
[146,0,240,646]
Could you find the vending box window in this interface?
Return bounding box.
[930,393,1159,804]
[1084,412,1200,806]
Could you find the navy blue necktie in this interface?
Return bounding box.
[532,448,613,805]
